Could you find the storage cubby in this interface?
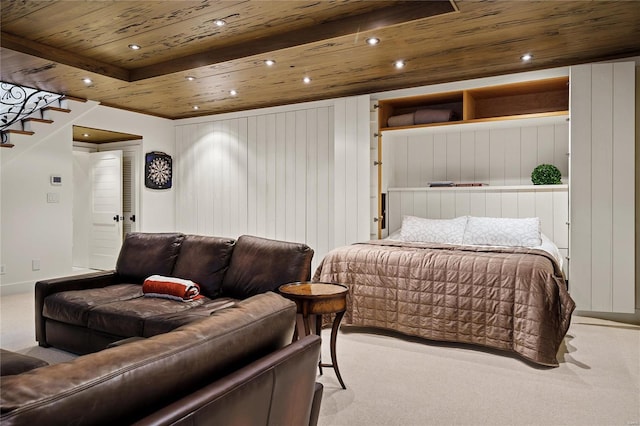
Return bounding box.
[378,76,569,131]
[465,77,569,120]
[378,91,463,130]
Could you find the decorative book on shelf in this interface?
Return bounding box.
[428,181,486,187]
[454,183,486,187]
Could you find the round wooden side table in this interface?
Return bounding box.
[279,281,348,389]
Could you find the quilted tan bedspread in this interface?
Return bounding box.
[313,240,576,366]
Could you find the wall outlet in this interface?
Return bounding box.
[47,192,60,203]
[32,259,40,271]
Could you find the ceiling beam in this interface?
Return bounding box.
[1,1,455,83]
[0,31,130,81]
[130,1,456,80]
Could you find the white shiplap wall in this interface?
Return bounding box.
[174,96,370,271]
[387,186,569,247]
[383,118,569,188]
[570,62,636,313]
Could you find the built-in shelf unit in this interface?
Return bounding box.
[375,76,571,239]
[377,76,569,133]
[373,61,636,314]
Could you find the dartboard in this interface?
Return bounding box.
[145,152,172,189]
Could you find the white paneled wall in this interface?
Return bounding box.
[383,119,569,188]
[570,62,635,313]
[175,96,370,271]
[333,96,371,248]
[388,187,568,248]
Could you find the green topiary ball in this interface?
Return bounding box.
[531,164,562,185]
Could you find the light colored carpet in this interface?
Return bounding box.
[316,319,640,426]
[2,292,639,425]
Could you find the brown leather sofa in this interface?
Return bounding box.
[35,232,314,354]
[1,292,323,426]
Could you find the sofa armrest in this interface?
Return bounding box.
[35,270,119,346]
[132,334,322,426]
[309,382,324,426]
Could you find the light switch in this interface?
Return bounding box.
[47,192,59,203]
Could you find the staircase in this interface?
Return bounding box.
[1,82,86,147]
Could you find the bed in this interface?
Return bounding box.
[313,215,576,366]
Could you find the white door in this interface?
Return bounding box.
[89,150,123,270]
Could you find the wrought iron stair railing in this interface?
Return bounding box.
[1,82,64,146]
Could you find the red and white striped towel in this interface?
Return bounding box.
[142,275,203,302]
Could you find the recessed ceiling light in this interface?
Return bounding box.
[230,90,238,96]
[366,37,380,46]
[214,19,226,27]
[82,77,92,85]
[303,76,311,84]
[394,60,406,69]
[185,76,196,81]
[83,133,90,138]
[128,44,141,50]
[264,59,276,66]
[193,105,199,110]
[521,53,533,61]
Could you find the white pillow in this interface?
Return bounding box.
[400,215,467,244]
[462,216,542,247]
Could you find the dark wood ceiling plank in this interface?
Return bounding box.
[1,32,130,81]
[129,1,455,80]
[103,1,388,68]
[2,1,640,120]
[0,0,60,25]
[45,2,246,58]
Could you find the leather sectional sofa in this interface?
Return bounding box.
[34,232,314,354]
[1,292,324,425]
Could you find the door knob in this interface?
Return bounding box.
[129,214,136,222]
[113,215,123,222]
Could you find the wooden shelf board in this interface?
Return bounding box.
[380,111,569,134]
[388,184,569,192]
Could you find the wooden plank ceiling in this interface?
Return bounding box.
[1,0,639,120]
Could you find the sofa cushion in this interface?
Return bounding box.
[87,295,208,338]
[116,233,185,283]
[142,298,237,337]
[43,284,142,327]
[171,235,235,298]
[0,350,49,376]
[221,235,314,299]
